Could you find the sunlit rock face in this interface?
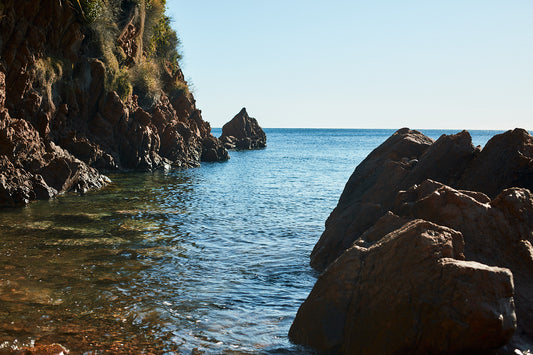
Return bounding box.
[292,128,533,353]
[310,128,533,272]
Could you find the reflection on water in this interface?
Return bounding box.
[0,129,501,353]
[0,164,319,353]
[0,173,195,353]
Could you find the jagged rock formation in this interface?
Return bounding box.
[219,108,266,150]
[0,72,109,206]
[0,0,228,206]
[291,128,533,354]
[310,128,533,271]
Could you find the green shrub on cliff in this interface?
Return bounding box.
[130,60,162,107]
[148,15,181,62]
[144,0,182,75]
[112,68,133,100]
[34,57,64,87]
[70,0,104,23]
[67,0,187,108]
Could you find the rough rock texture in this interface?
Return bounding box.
[293,128,533,354]
[394,180,533,351]
[290,220,516,354]
[0,0,228,206]
[458,128,533,197]
[219,108,266,150]
[311,128,533,271]
[0,73,108,207]
[310,128,434,271]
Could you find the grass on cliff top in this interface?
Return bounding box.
[68,0,186,107]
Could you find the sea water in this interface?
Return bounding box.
[0,129,503,353]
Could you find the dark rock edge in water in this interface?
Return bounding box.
[0,1,229,208]
[290,128,533,354]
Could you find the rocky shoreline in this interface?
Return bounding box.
[290,128,533,353]
[0,0,228,207]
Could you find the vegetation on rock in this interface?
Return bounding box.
[0,0,227,206]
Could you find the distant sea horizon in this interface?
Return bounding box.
[212,127,531,135]
[213,127,525,131]
[212,127,526,149]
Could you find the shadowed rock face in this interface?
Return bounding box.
[394,181,533,351]
[290,220,516,354]
[293,128,533,354]
[0,73,108,207]
[0,0,228,206]
[219,108,266,150]
[458,128,533,197]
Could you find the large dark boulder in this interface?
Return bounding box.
[290,220,516,354]
[294,128,533,354]
[310,128,435,271]
[219,108,266,150]
[394,180,533,350]
[310,128,533,271]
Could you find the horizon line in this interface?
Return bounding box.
[211,127,532,131]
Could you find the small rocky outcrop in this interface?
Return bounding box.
[219,108,266,150]
[292,128,533,353]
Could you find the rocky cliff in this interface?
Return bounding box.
[0,0,228,207]
[291,128,533,354]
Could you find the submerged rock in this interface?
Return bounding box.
[220,108,266,150]
[0,343,70,355]
[293,128,533,353]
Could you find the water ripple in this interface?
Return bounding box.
[0,129,500,353]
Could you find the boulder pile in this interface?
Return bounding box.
[290,128,533,354]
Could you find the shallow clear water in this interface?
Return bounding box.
[0,129,503,353]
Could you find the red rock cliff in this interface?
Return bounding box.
[0,0,228,206]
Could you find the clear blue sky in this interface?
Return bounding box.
[167,1,532,129]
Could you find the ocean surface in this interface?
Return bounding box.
[0,129,504,353]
